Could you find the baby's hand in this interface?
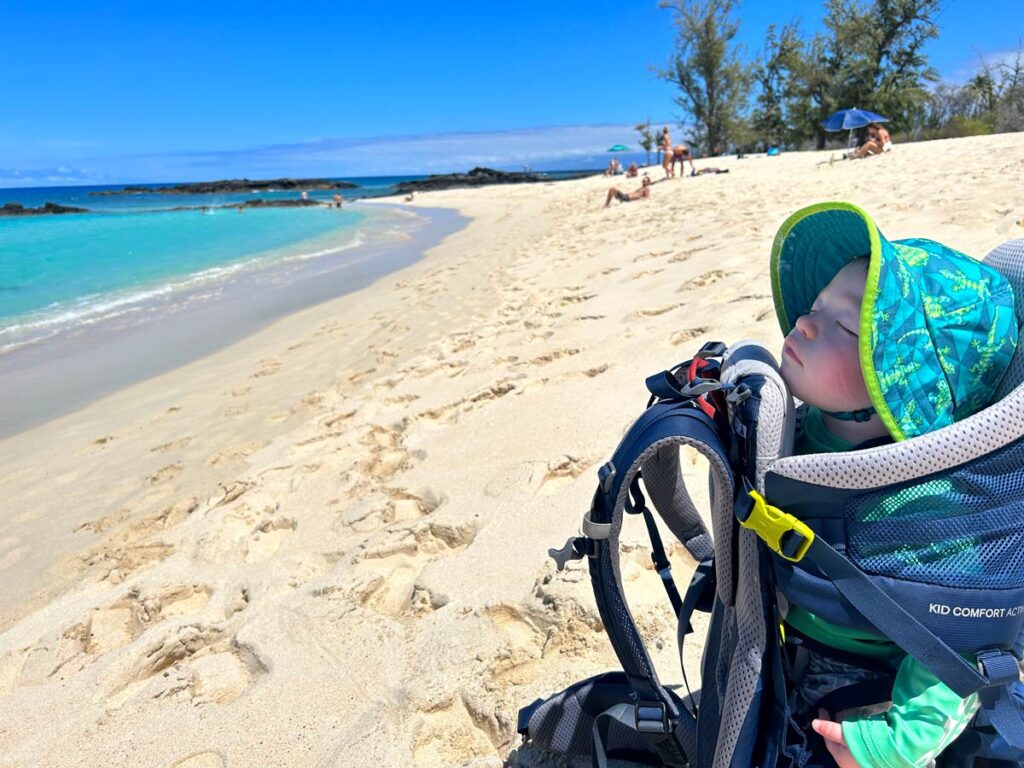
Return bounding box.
[812,709,862,768]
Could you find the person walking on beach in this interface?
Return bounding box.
[661,126,673,178]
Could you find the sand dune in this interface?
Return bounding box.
[1,133,1022,766]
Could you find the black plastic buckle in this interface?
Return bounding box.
[635,700,670,734]
[726,383,752,406]
[695,340,727,359]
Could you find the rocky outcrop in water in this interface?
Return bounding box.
[90,178,357,196]
[394,167,579,193]
[0,202,90,216]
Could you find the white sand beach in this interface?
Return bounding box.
[1,133,1023,768]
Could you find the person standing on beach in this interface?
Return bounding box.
[661,126,673,178]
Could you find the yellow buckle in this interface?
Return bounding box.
[740,491,814,563]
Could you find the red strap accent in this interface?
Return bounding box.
[685,357,719,418]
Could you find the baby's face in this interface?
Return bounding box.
[780,259,872,412]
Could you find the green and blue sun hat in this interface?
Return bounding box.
[770,202,1019,441]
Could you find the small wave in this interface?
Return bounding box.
[0,226,373,352]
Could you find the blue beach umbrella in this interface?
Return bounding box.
[821,108,889,132]
[606,144,630,152]
[821,108,889,149]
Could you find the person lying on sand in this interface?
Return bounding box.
[605,175,652,207]
[692,167,730,175]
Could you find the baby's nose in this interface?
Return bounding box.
[794,313,816,338]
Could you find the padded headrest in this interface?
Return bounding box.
[984,239,1024,400]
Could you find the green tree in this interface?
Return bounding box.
[635,120,656,165]
[785,0,941,148]
[658,0,751,154]
[750,22,802,149]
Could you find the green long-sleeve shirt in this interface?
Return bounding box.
[790,407,978,767]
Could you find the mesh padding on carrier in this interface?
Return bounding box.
[987,238,1024,401]
[522,673,657,758]
[845,436,1024,589]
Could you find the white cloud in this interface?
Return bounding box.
[0,123,673,186]
[947,45,1023,84]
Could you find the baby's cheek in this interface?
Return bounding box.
[819,358,869,403]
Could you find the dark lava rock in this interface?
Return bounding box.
[91,178,357,196]
[0,201,90,216]
[394,167,561,193]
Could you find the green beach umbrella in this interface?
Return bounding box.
[607,144,630,152]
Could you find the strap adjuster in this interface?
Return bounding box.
[635,700,670,733]
[598,461,617,493]
[738,490,814,563]
[680,377,724,397]
[976,648,1023,686]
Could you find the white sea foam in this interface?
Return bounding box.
[0,226,372,357]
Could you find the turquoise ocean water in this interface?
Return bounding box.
[0,173,585,354]
[0,179,417,354]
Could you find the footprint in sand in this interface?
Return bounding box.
[80,541,175,585]
[103,623,266,708]
[631,303,682,320]
[670,326,710,346]
[344,519,477,616]
[147,463,182,485]
[206,440,269,467]
[678,270,735,291]
[250,358,281,378]
[150,437,194,453]
[86,584,213,655]
[411,693,498,768]
[349,367,377,383]
[194,504,296,565]
[629,268,665,280]
[244,516,297,563]
[537,455,595,496]
[669,245,711,262]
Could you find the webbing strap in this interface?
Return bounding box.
[624,474,684,617]
[798,524,1024,747]
[804,535,990,697]
[977,651,1024,750]
[641,508,684,617]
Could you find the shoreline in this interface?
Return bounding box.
[0,204,467,438]
[0,134,1021,767]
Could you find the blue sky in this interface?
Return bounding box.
[1,0,1020,186]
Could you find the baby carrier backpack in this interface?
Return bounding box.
[517,239,1024,768]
